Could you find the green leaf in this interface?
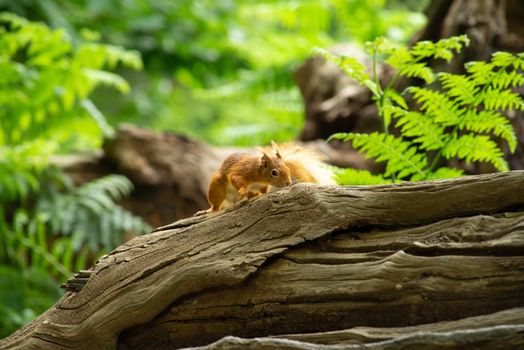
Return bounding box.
[393,111,446,151]
[425,167,465,181]
[332,167,392,185]
[439,73,478,106]
[458,110,517,152]
[442,134,508,172]
[480,87,524,111]
[408,87,461,125]
[345,132,427,180]
[313,48,371,86]
[399,63,435,83]
[80,99,115,138]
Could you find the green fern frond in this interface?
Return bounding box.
[491,51,519,68]
[314,47,378,95]
[514,52,524,70]
[365,37,398,56]
[384,89,408,109]
[385,35,468,72]
[385,47,412,69]
[410,35,469,61]
[77,175,134,202]
[458,110,517,152]
[489,70,524,89]
[408,87,462,125]
[37,174,150,251]
[398,63,434,84]
[331,166,391,185]
[393,109,446,151]
[491,51,513,67]
[332,132,427,180]
[82,69,130,94]
[465,61,494,85]
[6,210,72,278]
[442,134,508,171]
[438,73,478,105]
[327,35,518,185]
[480,87,524,110]
[425,167,465,181]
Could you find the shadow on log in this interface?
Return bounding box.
[1,171,523,349]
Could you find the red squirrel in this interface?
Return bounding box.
[202,141,334,213]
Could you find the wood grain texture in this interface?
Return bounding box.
[1,171,523,350]
[120,212,524,349]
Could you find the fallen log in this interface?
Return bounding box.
[1,171,523,350]
[55,125,364,226]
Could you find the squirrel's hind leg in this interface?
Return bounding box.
[207,173,227,212]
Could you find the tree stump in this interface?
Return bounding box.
[1,171,523,350]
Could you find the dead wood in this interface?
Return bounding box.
[184,321,524,350]
[0,171,523,350]
[56,125,366,226]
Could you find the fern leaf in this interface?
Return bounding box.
[332,167,391,185]
[490,70,524,89]
[81,99,115,138]
[314,48,378,95]
[409,87,462,125]
[438,73,478,105]
[399,62,435,84]
[384,89,408,109]
[442,134,508,171]
[385,47,412,69]
[458,110,517,152]
[514,52,524,70]
[82,69,130,93]
[491,51,516,68]
[425,167,465,181]
[465,61,494,85]
[344,132,427,180]
[480,87,524,110]
[393,110,446,151]
[410,35,469,61]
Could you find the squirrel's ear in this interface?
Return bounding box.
[271,141,282,159]
[260,151,270,168]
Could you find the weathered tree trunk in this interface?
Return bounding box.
[1,171,523,350]
[56,125,367,226]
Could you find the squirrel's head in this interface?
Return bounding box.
[260,149,292,187]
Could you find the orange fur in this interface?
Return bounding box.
[202,142,334,213]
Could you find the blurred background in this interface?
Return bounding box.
[0,0,427,149]
[4,0,523,339]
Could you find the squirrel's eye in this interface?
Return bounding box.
[271,169,279,177]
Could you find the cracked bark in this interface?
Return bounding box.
[0,171,523,350]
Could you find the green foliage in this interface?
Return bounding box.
[0,13,149,336]
[37,173,151,251]
[0,11,141,149]
[0,266,62,338]
[0,0,427,147]
[323,36,523,184]
[331,132,428,179]
[332,167,392,185]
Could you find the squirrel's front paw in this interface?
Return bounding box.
[194,208,211,216]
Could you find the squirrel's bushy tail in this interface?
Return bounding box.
[266,142,336,185]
